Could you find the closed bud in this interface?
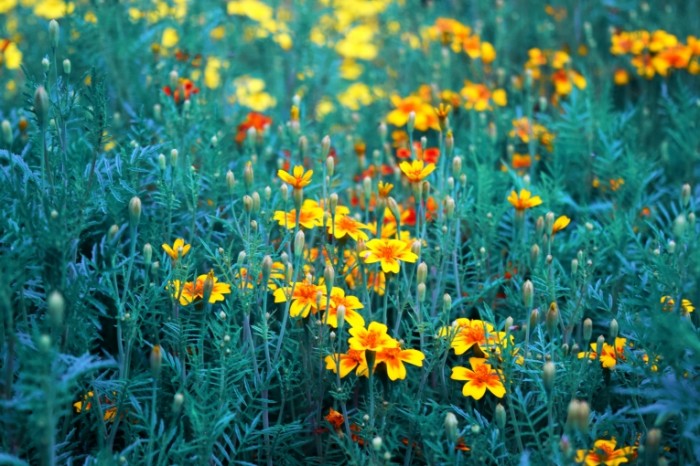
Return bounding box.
[447,177,454,190]
[595,335,605,358]
[244,162,254,189]
[446,131,454,155]
[530,244,540,264]
[169,70,179,89]
[143,243,153,264]
[495,403,506,430]
[504,316,514,331]
[387,197,401,222]
[452,156,462,177]
[172,393,184,413]
[543,361,555,394]
[363,176,372,199]
[417,282,426,302]
[459,173,467,186]
[411,240,421,257]
[108,224,120,242]
[47,290,65,326]
[575,401,590,433]
[153,103,162,122]
[536,216,545,238]
[38,334,52,353]
[545,211,555,234]
[325,155,334,178]
[444,195,455,218]
[443,293,452,312]
[681,183,691,208]
[417,262,428,285]
[49,20,59,48]
[237,251,247,265]
[62,58,71,75]
[645,428,661,461]
[298,135,308,158]
[150,345,162,375]
[251,192,261,213]
[324,263,335,289]
[571,258,579,276]
[667,240,676,254]
[378,122,387,140]
[372,437,382,451]
[34,86,50,128]
[158,153,166,171]
[673,214,687,237]
[321,135,331,158]
[608,318,618,341]
[226,170,235,193]
[128,196,142,226]
[2,120,12,145]
[529,308,540,330]
[261,255,273,283]
[294,230,305,258]
[170,149,178,166]
[280,183,289,202]
[546,302,559,336]
[328,192,338,216]
[444,412,459,442]
[242,195,253,213]
[583,318,593,342]
[523,280,534,308]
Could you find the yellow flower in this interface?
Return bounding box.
[375,346,425,381]
[73,391,118,422]
[0,39,21,69]
[399,160,436,183]
[348,321,397,352]
[162,238,191,261]
[507,189,543,211]
[438,319,497,355]
[273,279,325,318]
[460,81,507,111]
[320,287,365,328]
[227,0,273,22]
[575,438,637,466]
[578,337,626,369]
[34,0,75,19]
[278,165,313,190]
[0,0,17,15]
[169,273,231,306]
[338,82,374,110]
[386,95,440,131]
[273,199,325,230]
[551,215,571,234]
[161,27,179,48]
[336,24,378,60]
[325,349,369,378]
[660,296,694,314]
[329,214,370,242]
[451,358,505,400]
[362,238,418,274]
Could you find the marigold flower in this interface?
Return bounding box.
[320,287,365,328]
[273,199,325,230]
[162,238,191,261]
[278,165,313,190]
[399,160,436,183]
[575,438,636,466]
[438,319,499,355]
[362,238,418,274]
[273,279,325,318]
[348,321,398,352]
[375,345,425,380]
[578,337,626,369]
[162,78,199,104]
[377,181,394,198]
[169,273,231,305]
[324,408,344,431]
[325,349,369,378]
[508,189,543,211]
[329,214,370,242]
[552,215,571,234]
[460,81,507,111]
[73,391,118,422]
[451,358,506,400]
[660,296,694,314]
[236,111,271,143]
[386,95,439,131]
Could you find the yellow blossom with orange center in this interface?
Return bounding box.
[399,160,436,183]
[508,189,543,211]
[162,238,191,261]
[329,214,370,241]
[362,238,418,274]
[278,165,313,189]
[575,438,637,466]
[348,321,397,352]
[451,358,505,400]
[273,279,326,318]
[375,345,425,380]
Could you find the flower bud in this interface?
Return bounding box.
[172,393,184,413]
[608,318,618,342]
[543,361,555,395]
[411,240,421,257]
[128,196,142,226]
[237,251,247,265]
[49,20,59,48]
[545,211,555,234]
[583,318,592,342]
[546,302,559,336]
[530,244,540,264]
[673,214,687,237]
[261,255,273,283]
[444,195,455,218]
[523,280,534,308]
[62,58,71,75]
[416,262,428,285]
[324,263,335,289]
[294,230,305,258]
[242,195,253,213]
[47,290,65,326]
[2,120,13,145]
[157,153,166,171]
[444,412,459,442]
[321,135,331,158]
[667,240,676,254]
[529,308,540,330]
[251,192,261,213]
[495,403,506,430]
[150,345,162,375]
[681,183,691,208]
[244,162,254,190]
[363,176,372,200]
[34,86,50,128]
[645,428,661,462]
[595,335,605,358]
[372,437,382,451]
[108,224,120,242]
[143,243,153,265]
[571,258,579,276]
[325,155,334,178]
[446,131,454,155]
[226,170,235,193]
[536,216,545,238]
[452,156,462,178]
[443,293,452,312]
[417,282,426,302]
[170,148,178,166]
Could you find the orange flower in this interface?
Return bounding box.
[169,272,231,306]
[324,408,344,431]
[375,346,425,380]
[508,189,543,211]
[438,319,499,355]
[162,238,191,261]
[575,438,637,466]
[551,215,571,234]
[273,279,326,318]
[73,391,118,422]
[162,78,199,104]
[386,95,440,131]
[451,358,506,400]
[325,349,369,378]
[320,287,365,328]
[348,322,397,352]
[399,160,436,183]
[362,238,418,274]
[377,181,393,198]
[577,337,627,369]
[236,112,271,143]
[460,81,507,111]
[278,165,313,189]
[328,214,370,241]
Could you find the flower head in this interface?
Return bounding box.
[508,189,543,211]
[375,346,425,380]
[329,214,370,242]
[325,349,369,378]
[278,165,313,190]
[273,199,325,230]
[575,438,637,466]
[399,160,436,183]
[273,279,325,318]
[552,215,571,234]
[169,273,231,305]
[162,238,191,261]
[348,322,397,352]
[438,318,500,355]
[451,358,505,400]
[320,287,365,328]
[362,238,418,274]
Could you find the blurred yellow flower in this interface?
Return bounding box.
[1,39,22,69]
[336,24,378,60]
[161,27,179,48]
[508,189,543,211]
[33,0,75,19]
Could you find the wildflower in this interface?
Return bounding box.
[235,111,271,143]
[575,438,637,466]
[325,349,369,378]
[614,69,630,85]
[73,391,118,421]
[551,69,586,96]
[325,408,344,432]
[273,279,325,318]
[375,346,425,380]
[348,321,397,352]
[273,199,325,229]
[320,287,365,328]
[386,95,439,131]
[162,78,199,104]
[162,238,191,261]
[660,296,694,314]
[0,39,22,70]
[377,181,394,199]
[434,103,451,130]
[399,160,436,183]
[460,81,507,111]
[329,214,370,242]
[278,165,313,190]
[362,238,418,274]
[551,215,571,234]
[578,337,627,369]
[511,153,532,170]
[169,273,231,305]
[508,189,543,211]
[438,319,499,355]
[451,358,506,400]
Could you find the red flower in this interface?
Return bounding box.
[236,112,272,144]
[163,78,199,104]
